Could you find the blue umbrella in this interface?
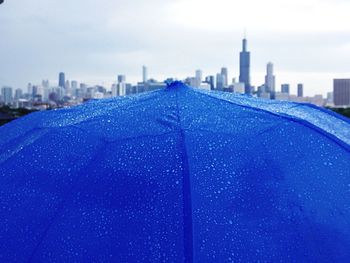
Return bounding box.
[0,81,350,262]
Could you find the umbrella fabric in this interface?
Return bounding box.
[0,81,349,262]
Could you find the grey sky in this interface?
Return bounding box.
[1,0,350,96]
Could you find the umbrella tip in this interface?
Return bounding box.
[165,80,186,89]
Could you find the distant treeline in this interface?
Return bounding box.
[0,106,37,126]
[328,108,350,119]
[0,106,349,127]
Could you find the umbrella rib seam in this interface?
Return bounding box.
[174,89,194,263]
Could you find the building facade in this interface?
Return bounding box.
[221,67,228,87]
[239,38,251,94]
[333,79,350,106]
[1,86,13,105]
[264,62,276,93]
[281,84,290,94]
[58,72,65,88]
[297,84,304,97]
[142,66,148,83]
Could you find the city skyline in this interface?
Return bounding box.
[1,0,350,96]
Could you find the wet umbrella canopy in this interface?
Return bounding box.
[0,82,350,262]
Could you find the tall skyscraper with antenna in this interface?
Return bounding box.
[239,38,251,94]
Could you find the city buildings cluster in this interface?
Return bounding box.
[0,38,348,110]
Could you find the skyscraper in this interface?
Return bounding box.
[216,73,225,90]
[27,83,33,96]
[59,72,65,88]
[142,66,148,83]
[65,80,70,90]
[1,86,13,105]
[221,67,228,87]
[71,81,78,97]
[118,75,126,83]
[239,38,251,94]
[264,62,275,93]
[117,75,126,96]
[297,84,304,97]
[14,88,23,101]
[195,70,202,87]
[281,84,290,94]
[205,76,215,90]
[334,79,350,106]
[42,80,50,89]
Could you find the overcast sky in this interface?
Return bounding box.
[1,0,350,96]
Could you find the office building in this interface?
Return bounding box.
[239,38,251,94]
[1,86,13,105]
[59,72,65,88]
[334,79,350,106]
[216,73,225,90]
[27,83,33,96]
[195,70,203,87]
[14,88,23,100]
[205,76,215,90]
[71,81,78,97]
[281,84,290,94]
[118,75,126,83]
[326,92,334,105]
[221,67,228,87]
[264,62,276,93]
[142,66,148,83]
[42,80,50,89]
[297,84,304,97]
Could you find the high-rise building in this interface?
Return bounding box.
[264,62,276,93]
[216,73,225,90]
[334,79,350,106]
[195,70,202,87]
[1,86,13,105]
[65,80,70,90]
[297,84,304,97]
[239,38,251,94]
[27,83,33,95]
[281,84,290,94]
[117,83,126,96]
[59,72,65,88]
[79,83,88,98]
[142,66,148,83]
[118,75,126,83]
[326,92,334,105]
[71,81,78,97]
[205,76,215,90]
[71,81,78,89]
[221,67,228,87]
[42,80,50,89]
[111,84,118,97]
[14,88,23,101]
[116,75,127,96]
[32,85,39,98]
